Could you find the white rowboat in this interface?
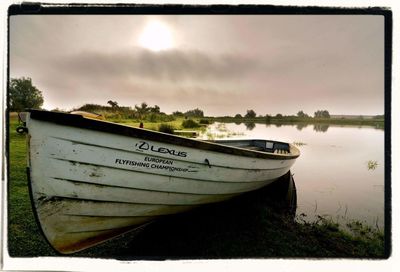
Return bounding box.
[23,110,300,254]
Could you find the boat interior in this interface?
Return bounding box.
[212,139,292,154]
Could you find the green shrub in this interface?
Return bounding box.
[148,113,158,123]
[158,124,175,134]
[182,119,200,128]
[199,119,211,125]
[159,114,176,122]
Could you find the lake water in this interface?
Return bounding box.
[200,122,385,229]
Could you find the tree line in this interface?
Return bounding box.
[9,76,338,120]
[232,109,330,119]
[8,77,204,120]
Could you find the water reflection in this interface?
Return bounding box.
[313,124,329,133]
[215,120,383,132]
[201,123,245,140]
[202,121,384,229]
[249,171,298,219]
[296,123,309,131]
[244,122,255,130]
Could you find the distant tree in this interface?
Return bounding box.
[149,105,161,113]
[314,110,330,118]
[275,113,283,118]
[135,102,150,119]
[297,110,309,118]
[51,108,66,112]
[9,77,44,111]
[234,114,242,119]
[265,114,271,123]
[172,111,184,117]
[373,115,384,120]
[184,108,204,118]
[107,100,119,108]
[147,113,158,122]
[244,109,256,119]
[77,103,109,112]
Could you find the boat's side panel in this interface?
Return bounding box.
[28,109,300,160]
[30,119,296,170]
[27,117,296,254]
[42,136,290,183]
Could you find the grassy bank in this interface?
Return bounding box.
[7,116,56,255]
[7,115,385,258]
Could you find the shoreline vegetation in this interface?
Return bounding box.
[7,111,386,258]
[46,103,385,133]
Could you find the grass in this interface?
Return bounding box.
[117,191,384,259]
[367,160,379,170]
[7,116,55,256]
[6,114,386,258]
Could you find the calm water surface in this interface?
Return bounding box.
[201,122,385,229]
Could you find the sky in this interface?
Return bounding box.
[9,14,385,116]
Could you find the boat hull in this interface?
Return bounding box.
[26,111,299,254]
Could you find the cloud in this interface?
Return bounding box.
[20,48,262,112]
[52,48,260,83]
[9,15,384,115]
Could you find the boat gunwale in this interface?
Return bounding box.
[28,109,300,160]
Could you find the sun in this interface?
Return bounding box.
[138,20,174,52]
